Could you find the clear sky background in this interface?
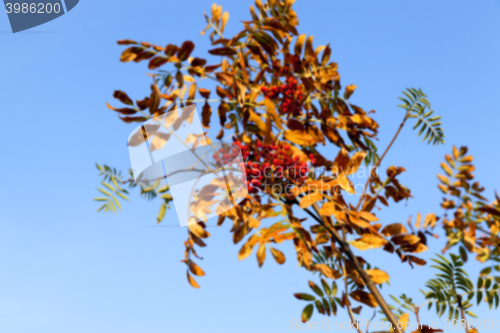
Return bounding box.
[1,1,500,332]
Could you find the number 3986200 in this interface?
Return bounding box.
[5,3,61,14]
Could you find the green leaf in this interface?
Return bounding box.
[477,291,483,305]
[301,304,314,323]
[294,293,316,301]
[321,279,331,297]
[309,281,324,297]
[480,267,492,277]
[315,300,325,314]
[331,281,337,297]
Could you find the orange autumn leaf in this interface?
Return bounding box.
[299,192,323,209]
[187,271,200,289]
[270,247,286,265]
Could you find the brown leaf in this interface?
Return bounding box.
[391,234,421,246]
[287,118,305,131]
[332,148,350,174]
[106,103,137,115]
[218,101,228,126]
[164,44,179,57]
[313,264,342,279]
[191,57,207,67]
[270,247,286,264]
[120,46,143,62]
[349,290,378,308]
[381,223,407,237]
[201,102,212,128]
[148,56,169,69]
[149,84,161,114]
[117,39,137,45]
[177,41,195,61]
[113,90,134,105]
[199,88,211,99]
[352,306,362,315]
[208,47,237,56]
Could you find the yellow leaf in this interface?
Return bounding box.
[284,129,315,146]
[270,247,286,264]
[366,269,390,284]
[398,313,410,329]
[263,97,282,130]
[437,174,449,185]
[336,174,355,194]
[381,223,407,237]
[238,235,258,261]
[320,202,335,216]
[299,192,323,209]
[188,82,197,100]
[249,109,267,133]
[358,212,379,222]
[423,213,438,228]
[344,84,357,99]
[410,243,428,254]
[345,151,367,175]
[441,162,453,177]
[187,271,200,288]
[248,216,261,229]
[257,244,266,267]
[351,234,388,250]
[416,212,422,228]
[221,11,229,33]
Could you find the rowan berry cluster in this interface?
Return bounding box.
[234,140,310,194]
[260,76,304,116]
[212,144,240,166]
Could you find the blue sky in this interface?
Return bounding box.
[1,1,500,332]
